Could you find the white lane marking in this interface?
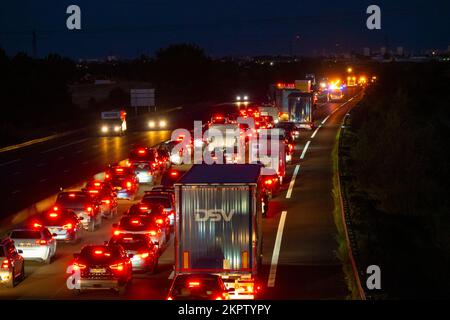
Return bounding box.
[311,125,322,139]
[57,155,65,160]
[75,149,83,154]
[321,115,331,125]
[63,169,70,173]
[0,159,21,167]
[300,141,311,160]
[267,211,287,288]
[168,271,174,280]
[39,178,47,183]
[40,138,89,154]
[11,190,21,194]
[286,165,300,199]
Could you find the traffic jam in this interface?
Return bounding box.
[0,76,368,299]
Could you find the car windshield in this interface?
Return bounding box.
[131,162,151,170]
[39,211,76,225]
[171,276,221,299]
[10,230,41,239]
[119,216,155,230]
[141,196,171,208]
[79,246,121,264]
[128,204,164,215]
[56,193,90,208]
[109,235,149,251]
[129,151,156,162]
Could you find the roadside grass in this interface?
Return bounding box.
[331,120,362,300]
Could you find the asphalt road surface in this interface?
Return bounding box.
[0,90,361,299]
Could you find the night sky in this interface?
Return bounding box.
[1,0,449,59]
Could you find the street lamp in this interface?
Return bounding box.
[347,67,353,73]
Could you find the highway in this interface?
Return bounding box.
[0,91,361,299]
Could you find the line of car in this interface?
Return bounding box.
[0,144,178,293]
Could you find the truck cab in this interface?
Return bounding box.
[99,110,127,136]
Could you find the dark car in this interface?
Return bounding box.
[126,203,170,241]
[112,215,166,253]
[142,191,175,227]
[108,233,158,273]
[30,208,83,243]
[0,238,25,288]
[84,180,118,218]
[69,245,133,295]
[167,274,230,300]
[106,165,139,200]
[55,191,102,232]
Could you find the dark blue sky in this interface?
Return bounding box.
[1,1,449,58]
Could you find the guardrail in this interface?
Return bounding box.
[336,112,369,300]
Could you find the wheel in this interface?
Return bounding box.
[44,254,51,265]
[72,289,82,295]
[19,263,25,282]
[88,220,95,232]
[152,259,158,274]
[96,215,102,228]
[117,285,127,295]
[70,232,78,244]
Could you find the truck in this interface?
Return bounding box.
[99,110,127,136]
[174,164,264,299]
[269,82,299,114]
[295,79,312,93]
[257,104,280,124]
[287,92,315,129]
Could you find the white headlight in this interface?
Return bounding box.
[243,95,249,101]
[101,126,108,132]
[148,121,155,128]
[159,120,167,128]
[114,126,120,132]
[236,96,241,101]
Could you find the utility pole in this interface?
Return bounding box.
[32,29,37,58]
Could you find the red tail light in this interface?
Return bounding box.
[36,239,47,245]
[94,250,103,255]
[102,199,111,204]
[170,171,179,177]
[155,218,164,225]
[53,206,59,211]
[140,252,150,259]
[264,179,273,185]
[113,230,121,236]
[105,173,110,179]
[86,206,93,213]
[33,222,43,228]
[63,223,73,230]
[131,219,140,225]
[126,181,132,189]
[1,259,9,269]
[109,263,124,272]
[94,182,101,187]
[49,212,58,218]
[88,189,99,194]
[139,205,149,211]
[148,230,157,236]
[188,281,201,288]
[73,262,86,271]
[167,296,173,300]
[137,149,146,154]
